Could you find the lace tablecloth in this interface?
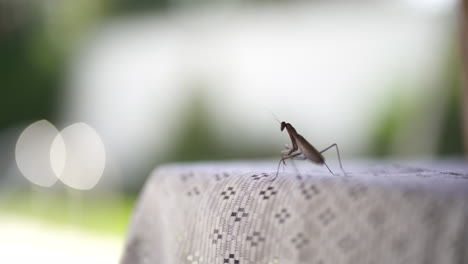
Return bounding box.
[121,161,468,264]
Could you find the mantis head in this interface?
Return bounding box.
[280,122,287,131]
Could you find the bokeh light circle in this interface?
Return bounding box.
[15,120,60,187]
[50,122,106,190]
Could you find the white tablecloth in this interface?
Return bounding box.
[121,160,468,264]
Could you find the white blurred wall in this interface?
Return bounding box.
[63,1,457,185]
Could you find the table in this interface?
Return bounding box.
[121,160,468,264]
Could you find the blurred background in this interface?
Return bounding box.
[0,0,465,262]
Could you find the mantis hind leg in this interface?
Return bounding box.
[320,143,346,175]
[323,162,336,176]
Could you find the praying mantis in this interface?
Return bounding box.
[275,121,346,178]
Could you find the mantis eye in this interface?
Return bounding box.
[280,122,286,131]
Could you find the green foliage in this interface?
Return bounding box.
[437,45,464,156]
[0,192,135,236]
[0,13,60,130]
[167,88,222,162]
[164,85,277,163]
[369,94,407,157]
[0,0,111,132]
